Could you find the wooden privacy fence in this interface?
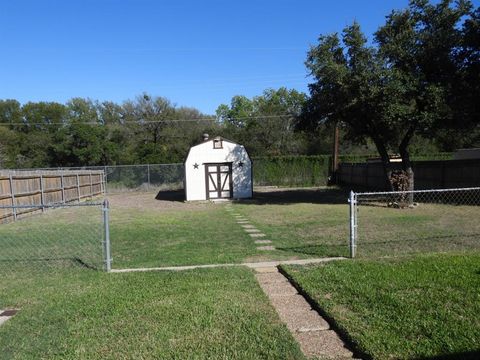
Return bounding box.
[338,159,480,190]
[0,170,105,223]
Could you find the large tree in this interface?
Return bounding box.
[303,0,477,190]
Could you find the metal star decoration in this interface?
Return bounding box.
[193,163,199,169]
[238,161,244,168]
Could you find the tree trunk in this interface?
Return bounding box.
[329,123,340,185]
[372,136,394,191]
[399,125,416,205]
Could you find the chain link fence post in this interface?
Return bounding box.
[147,164,151,190]
[102,199,112,272]
[349,190,357,258]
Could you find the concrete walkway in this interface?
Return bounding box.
[110,257,346,273]
[255,268,355,359]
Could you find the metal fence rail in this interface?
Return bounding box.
[0,201,111,274]
[349,187,480,258]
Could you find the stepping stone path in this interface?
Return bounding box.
[0,309,18,327]
[225,205,275,251]
[257,245,276,251]
[254,239,272,244]
[255,268,355,360]
[249,233,266,238]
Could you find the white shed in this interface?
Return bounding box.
[184,135,253,201]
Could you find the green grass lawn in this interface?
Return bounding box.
[2,189,478,273]
[281,253,480,360]
[110,205,261,268]
[234,201,350,259]
[0,267,304,360]
[0,204,105,273]
[233,188,480,260]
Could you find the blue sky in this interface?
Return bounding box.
[1,0,475,114]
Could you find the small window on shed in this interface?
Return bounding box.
[213,139,223,149]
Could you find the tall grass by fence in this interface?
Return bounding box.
[0,170,104,223]
[253,156,330,187]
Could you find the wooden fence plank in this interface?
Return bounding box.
[0,170,104,224]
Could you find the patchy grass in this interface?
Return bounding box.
[233,188,480,259]
[0,204,104,273]
[357,203,480,257]
[2,188,478,272]
[0,268,304,359]
[281,253,480,360]
[110,204,259,268]
[235,201,350,259]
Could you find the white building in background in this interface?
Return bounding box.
[184,135,253,201]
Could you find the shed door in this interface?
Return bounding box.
[205,163,233,199]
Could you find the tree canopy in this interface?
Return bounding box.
[301,0,479,189]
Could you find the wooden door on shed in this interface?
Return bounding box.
[204,163,233,199]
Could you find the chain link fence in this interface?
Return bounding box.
[349,187,480,258]
[6,157,332,193]
[0,201,111,274]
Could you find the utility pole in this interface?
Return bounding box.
[329,123,340,185]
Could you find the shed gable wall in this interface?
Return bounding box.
[185,140,252,201]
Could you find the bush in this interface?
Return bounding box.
[252,155,330,187]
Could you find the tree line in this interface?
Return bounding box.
[1,0,478,189]
[0,89,321,169]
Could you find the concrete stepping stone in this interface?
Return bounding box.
[279,308,330,332]
[270,294,314,312]
[257,245,276,251]
[255,270,354,360]
[254,267,278,273]
[236,220,250,224]
[255,272,289,284]
[0,309,18,327]
[241,224,256,229]
[259,281,298,296]
[249,233,266,238]
[296,331,353,359]
[245,228,261,233]
[254,239,272,244]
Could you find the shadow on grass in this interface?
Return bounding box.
[359,233,480,246]
[413,350,480,360]
[238,187,349,205]
[155,189,185,202]
[275,244,349,258]
[0,257,100,272]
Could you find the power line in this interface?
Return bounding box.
[0,114,298,127]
